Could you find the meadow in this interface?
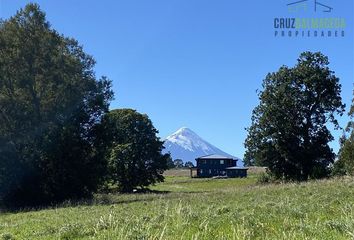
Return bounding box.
[1,170,354,240]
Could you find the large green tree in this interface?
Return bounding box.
[244,52,345,181]
[99,109,169,192]
[0,4,113,207]
[336,91,354,175]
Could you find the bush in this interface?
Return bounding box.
[257,172,272,184]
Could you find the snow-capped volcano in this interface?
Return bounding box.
[163,127,241,165]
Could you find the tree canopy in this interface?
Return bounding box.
[0,4,113,207]
[336,90,354,175]
[244,52,345,181]
[100,109,169,192]
[173,159,184,168]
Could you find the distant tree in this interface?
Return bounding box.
[337,134,354,175]
[336,91,354,175]
[332,153,348,176]
[184,161,194,168]
[173,159,184,168]
[243,157,253,167]
[0,4,113,207]
[100,109,169,192]
[166,155,175,169]
[244,52,345,181]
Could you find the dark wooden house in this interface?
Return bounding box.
[190,154,248,178]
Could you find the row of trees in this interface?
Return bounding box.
[168,159,194,168]
[244,52,353,180]
[0,4,169,207]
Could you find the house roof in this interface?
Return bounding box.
[195,154,236,160]
[225,167,249,170]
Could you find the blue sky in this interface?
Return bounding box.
[1,0,353,159]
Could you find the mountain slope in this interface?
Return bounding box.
[163,127,241,165]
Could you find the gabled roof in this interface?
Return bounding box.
[196,154,236,160]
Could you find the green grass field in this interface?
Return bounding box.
[1,171,354,240]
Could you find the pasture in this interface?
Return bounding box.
[1,170,353,239]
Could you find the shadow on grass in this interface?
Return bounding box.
[0,188,200,214]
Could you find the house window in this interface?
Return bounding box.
[209,169,212,174]
[220,160,224,164]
